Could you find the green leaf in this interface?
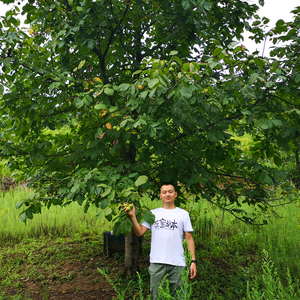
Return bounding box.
[274,155,282,167]
[104,88,114,96]
[78,60,86,69]
[129,173,138,178]
[105,213,112,222]
[182,63,189,72]
[149,88,156,99]
[25,208,34,219]
[76,6,84,11]
[100,198,109,209]
[87,39,95,49]
[75,98,84,109]
[109,106,118,112]
[197,0,205,7]
[94,103,107,110]
[49,82,60,89]
[248,73,258,85]
[120,217,133,235]
[148,78,159,89]
[101,187,112,198]
[122,190,133,197]
[119,83,131,91]
[294,74,300,83]
[276,19,285,27]
[265,81,274,88]
[208,60,218,70]
[108,190,115,201]
[71,183,80,193]
[228,42,240,49]
[144,210,155,224]
[278,138,290,151]
[169,50,178,56]
[203,1,212,11]
[182,0,190,10]
[272,119,282,127]
[258,172,273,185]
[133,70,142,76]
[189,63,197,73]
[16,201,24,209]
[19,211,27,223]
[113,222,121,236]
[135,175,148,187]
[180,86,192,98]
[140,91,149,99]
[213,47,223,56]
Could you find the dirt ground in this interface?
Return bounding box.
[5,259,118,299]
[2,238,150,300]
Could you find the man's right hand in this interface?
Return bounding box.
[122,203,135,217]
[122,203,148,237]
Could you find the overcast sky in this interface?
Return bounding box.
[244,0,299,55]
[0,0,299,57]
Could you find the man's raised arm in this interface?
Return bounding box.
[123,204,149,237]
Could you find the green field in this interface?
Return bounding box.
[0,187,300,299]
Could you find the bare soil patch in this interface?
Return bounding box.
[1,236,150,300]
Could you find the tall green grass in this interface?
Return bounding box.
[2,187,300,277]
[1,186,300,297]
[186,198,300,284]
[0,187,112,244]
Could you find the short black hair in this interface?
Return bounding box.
[160,182,176,191]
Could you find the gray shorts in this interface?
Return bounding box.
[148,263,185,300]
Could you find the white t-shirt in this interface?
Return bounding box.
[141,207,193,267]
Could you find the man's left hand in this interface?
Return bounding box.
[190,263,197,279]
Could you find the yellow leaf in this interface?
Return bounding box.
[204,89,208,93]
[101,110,107,116]
[106,123,112,129]
[29,28,34,35]
[94,77,103,84]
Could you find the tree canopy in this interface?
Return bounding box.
[0,0,300,234]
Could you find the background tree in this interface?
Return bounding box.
[0,0,299,275]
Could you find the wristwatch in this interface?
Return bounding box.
[191,260,197,264]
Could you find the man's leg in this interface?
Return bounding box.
[166,265,185,299]
[148,263,167,300]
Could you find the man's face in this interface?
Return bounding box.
[159,185,177,204]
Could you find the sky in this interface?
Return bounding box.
[0,0,299,57]
[243,0,299,56]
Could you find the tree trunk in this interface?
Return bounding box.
[293,145,300,190]
[123,229,140,277]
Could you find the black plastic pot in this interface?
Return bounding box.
[103,231,143,256]
[103,231,125,256]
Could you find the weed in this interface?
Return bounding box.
[60,271,75,282]
[244,250,300,300]
[41,284,50,300]
[98,267,128,299]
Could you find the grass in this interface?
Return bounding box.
[0,186,113,245]
[185,196,300,284]
[0,186,300,299]
[244,250,300,300]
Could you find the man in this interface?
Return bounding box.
[123,182,197,299]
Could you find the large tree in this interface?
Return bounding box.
[0,0,300,275]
